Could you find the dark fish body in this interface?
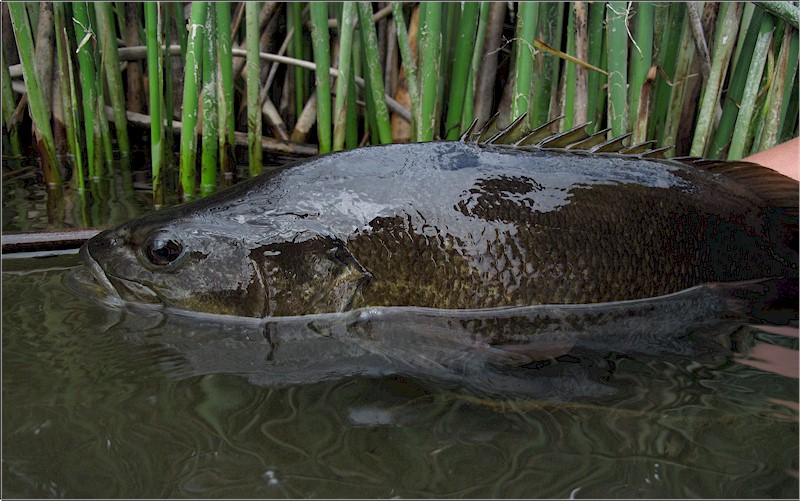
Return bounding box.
[78,140,798,318]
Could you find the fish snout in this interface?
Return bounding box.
[78,241,123,303]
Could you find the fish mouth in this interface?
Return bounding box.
[77,243,123,303]
[77,243,161,306]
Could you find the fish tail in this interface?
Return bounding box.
[707,277,798,326]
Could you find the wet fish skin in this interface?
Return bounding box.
[78,141,798,318]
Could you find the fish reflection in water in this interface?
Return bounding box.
[84,277,787,400]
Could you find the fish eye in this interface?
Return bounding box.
[143,233,184,267]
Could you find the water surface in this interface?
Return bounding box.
[2,253,798,498]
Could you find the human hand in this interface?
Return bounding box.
[743,137,799,181]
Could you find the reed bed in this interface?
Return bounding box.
[2,2,799,209]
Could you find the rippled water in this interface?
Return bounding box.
[2,254,798,498]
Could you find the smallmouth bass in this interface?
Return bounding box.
[75,126,798,319]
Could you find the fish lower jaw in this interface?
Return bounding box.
[78,244,124,303]
[106,275,162,306]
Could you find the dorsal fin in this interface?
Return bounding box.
[590,133,632,153]
[458,118,798,213]
[567,128,611,150]
[620,141,657,155]
[540,123,592,148]
[476,113,502,143]
[485,113,529,145]
[459,118,480,142]
[516,116,564,146]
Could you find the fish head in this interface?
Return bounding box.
[78,209,372,318]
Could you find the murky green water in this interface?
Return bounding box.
[2,253,797,498]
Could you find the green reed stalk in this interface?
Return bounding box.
[288,2,306,122]
[179,1,206,200]
[754,1,799,28]
[85,0,113,171]
[563,4,576,129]
[358,33,380,145]
[779,29,799,140]
[112,2,125,40]
[462,2,490,129]
[690,2,740,157]
[436,3,456,126]
[628,2,653,143]
[417,2,442,141]
[95,2,130,159]
[345,62,358,149]
[606,1,628,138]
[201,6,218,196]
[648,3,685,142]
[351,32,368,142]
[144,1,164,207]
[216,2,234,184]
[392,1,418,140]
[54,2,84,192]
[444,2,478,139]
[26,3,40,38]
[707,8,765,158]
[173,2,187,60]
[728,14,773,160]
[310,2,332,153]
[245,2,262,174]
[730,3,755,79]
[510,1,537,125]
[532,2,563,126]
[586,1,606,131]
[1,49,22,156]
[71,2,100,179]
[162,3,175,166]
[756,24,792,152]
[333,2,356,152]
[8,1,60,186]
[661,8,696,154]
[358,1,392,144]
